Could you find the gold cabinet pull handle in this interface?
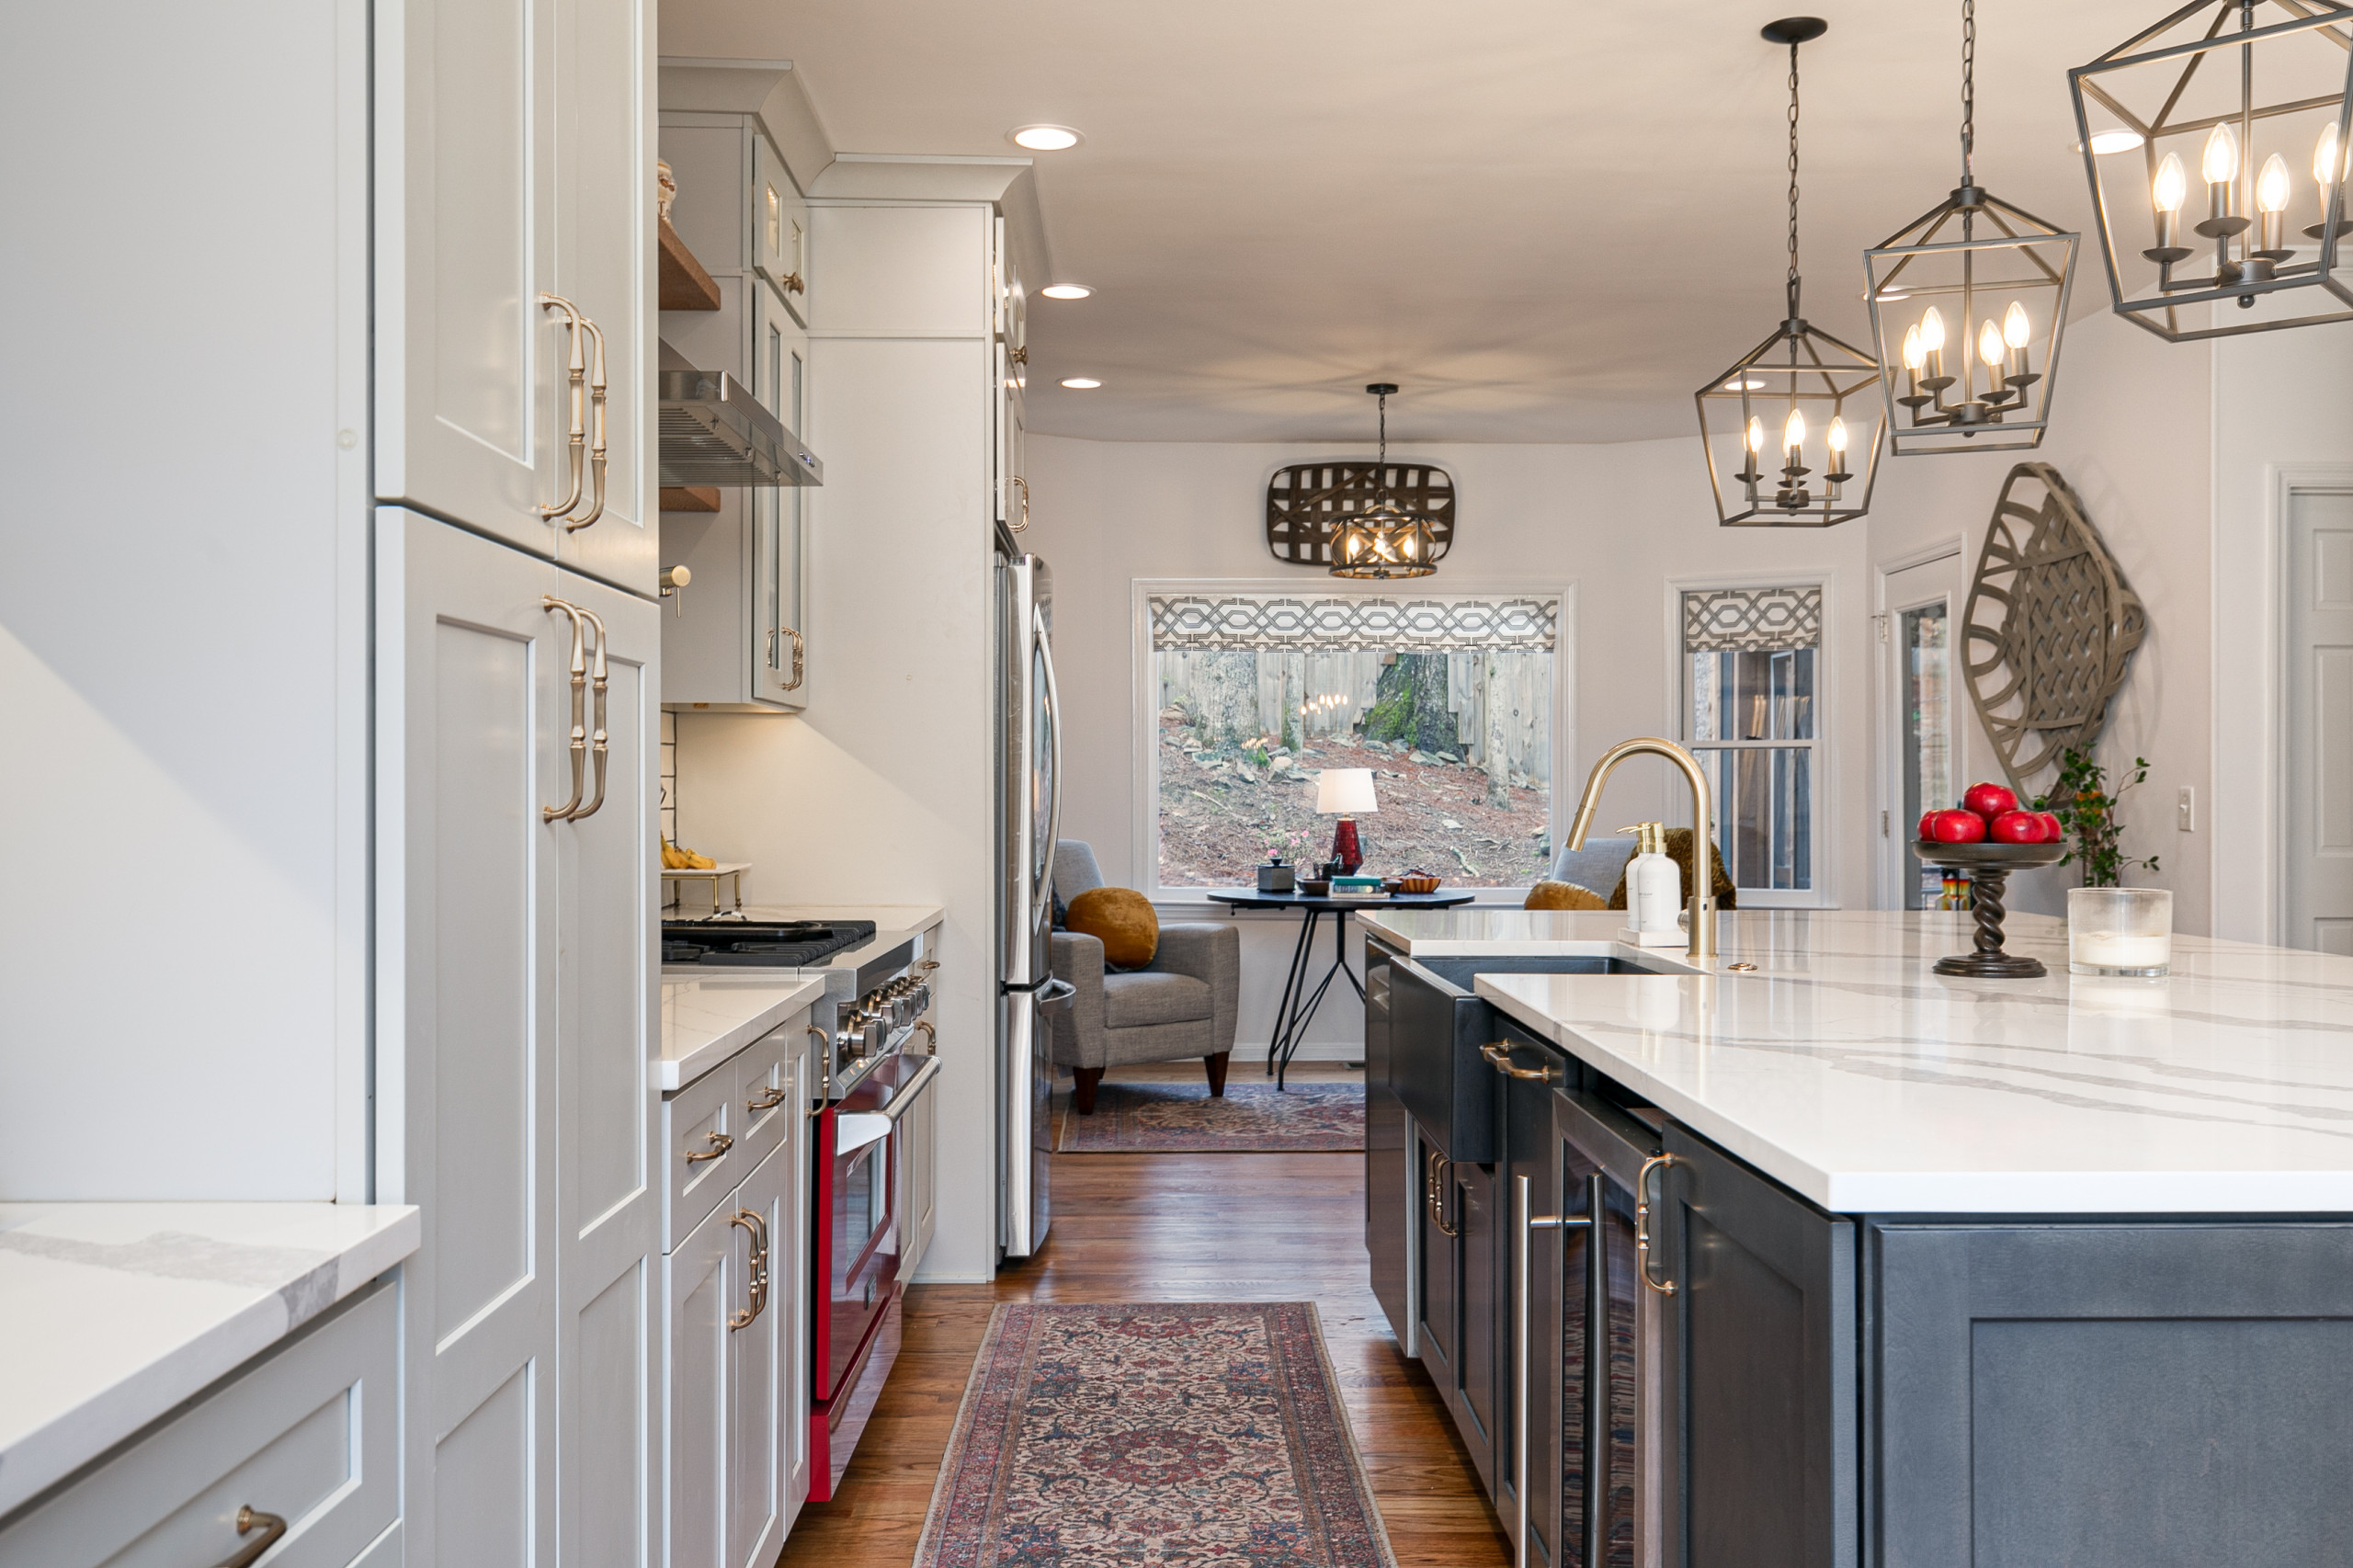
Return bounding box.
[685,1131,733,1165]
[564,605,609,821]
[1635,1153,1681,1296]
[563,312,608,532]
[1007,473,1029,532]
[210,1507,288,1568]
[779,271,805,295]
[1426,1148,1460,1239]
[541,598,588,822]
[1006,344,1028,365]
[728,1208,768,1327]
[912,1019,937,1055]
[538,294,587,521]
[781,627,804,690]
[745,1085,789,1112]
[1481,1041,1562,1084]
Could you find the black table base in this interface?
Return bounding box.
[1205,890,1476,1089]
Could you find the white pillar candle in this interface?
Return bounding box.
[2070,931,2172,971]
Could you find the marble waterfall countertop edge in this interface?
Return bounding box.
[0,1201,419,1518]
[660,973,832,1093]
[1454,909,2353,1214]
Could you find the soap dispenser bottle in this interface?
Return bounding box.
[1625,823,1686,948]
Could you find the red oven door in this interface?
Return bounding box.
[812,1062,917,1402]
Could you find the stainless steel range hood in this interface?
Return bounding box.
[658,340,823,488]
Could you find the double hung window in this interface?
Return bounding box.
[1681,585,1824,898]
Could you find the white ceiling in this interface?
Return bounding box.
[664,0,2157,444]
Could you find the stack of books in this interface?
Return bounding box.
[1328,876,1388,899]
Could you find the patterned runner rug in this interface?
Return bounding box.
[915,1301,1396,1568]
[1059,1081,1364,1153]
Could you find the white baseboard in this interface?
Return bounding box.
[1228,1041,1363,1063]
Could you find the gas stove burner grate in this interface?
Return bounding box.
[661,919,877,968]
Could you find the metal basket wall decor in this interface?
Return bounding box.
[1266,461,1456,567]
[1962,462,2146,799]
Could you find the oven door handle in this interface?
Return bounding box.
[878,1056,942,1121]
[835,1112,892,1154]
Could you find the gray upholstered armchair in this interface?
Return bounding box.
[1049,840,1240,1114]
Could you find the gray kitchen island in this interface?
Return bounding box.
[1358,905,2353,1568]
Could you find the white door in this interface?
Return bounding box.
[376,0,563,557]
[665,1200,736,1568]
[377,508,563,1568]
[554,567,659,1568]
[551,0,657,596]
[1881,551,1966,910]
[2285,489,2353,953]
[729,1142,792,1568]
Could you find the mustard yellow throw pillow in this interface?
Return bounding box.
[1065,887,1159,970]
[1524,880,1607,911]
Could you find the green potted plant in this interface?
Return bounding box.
[2036,747,2160,888]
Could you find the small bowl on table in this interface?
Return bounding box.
[1298,878,1331,897]
[1907,839,2066,977]
[1398,874,1442,895]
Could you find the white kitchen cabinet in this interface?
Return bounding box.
[380,509,660,1568]
[0,1284,397,1568]
[377,0,656,597]
[902,1051,939,1279]
[657,88,817,713]
[995,217,1029,537]
[663,1051,808,1568]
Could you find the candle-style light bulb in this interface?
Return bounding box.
[2153,152,2188,213]
[2203,123,2241,187]
[1826,416,1847,455]
[1977,318,2006,369]
[2258,153,2292,213]
[1918,306,1946,352]
[1783,408,1806,450]
[2003,301,2030,348]
[2318,122,2347,187]
[1902,324,1925,370]
[1745,415,1764,453]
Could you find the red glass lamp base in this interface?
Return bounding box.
[1330,818,1363,876]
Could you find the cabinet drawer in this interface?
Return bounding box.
[0,1281,398,1568]
[734,1015,806,1176]
[665,1062,741,1253]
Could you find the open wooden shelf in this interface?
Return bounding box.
[658,217,722,312]
[659,485,722,512]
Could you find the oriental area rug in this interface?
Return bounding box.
[914,1301,1397,1568]
[1058,1082,1364,1153]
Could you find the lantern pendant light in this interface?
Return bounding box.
[1867,0,2079,455]
[1330,383,1438,578]
[2070,0,2353,342]
[1695,18,1885,528]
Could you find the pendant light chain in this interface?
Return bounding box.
[1961,0,1976,186]
[1786,40,1803,319]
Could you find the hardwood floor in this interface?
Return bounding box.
[774,1064,1512,1567]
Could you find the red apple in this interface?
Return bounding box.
[1961,781,2019,819]
[1928,808,1988,844]
[1916,811,1939,842]
[2035,812,2063,843]
[1989,809,2045,844]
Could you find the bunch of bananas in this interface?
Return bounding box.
[661,838,717,869]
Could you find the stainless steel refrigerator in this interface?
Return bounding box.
[996,549,1069,1257]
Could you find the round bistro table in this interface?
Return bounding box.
[1206,889,1476,1088]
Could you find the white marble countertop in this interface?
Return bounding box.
[1359,905,1705,960]
[0,1202,418,1517]
[661,903,944,976]
[1433,909,2353,1214]
[659,973,831,1092]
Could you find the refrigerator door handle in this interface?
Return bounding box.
[1033,605,1064,909]
[1037,976,1076,1010]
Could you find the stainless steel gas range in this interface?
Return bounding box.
[660,914,942,1501]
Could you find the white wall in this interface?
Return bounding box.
[1023,434,1875,1051]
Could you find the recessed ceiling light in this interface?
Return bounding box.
[1010,125,1082,151]
[2086,129,2146,154]
[1060,377,1102,389]
[1040,284,1093,300]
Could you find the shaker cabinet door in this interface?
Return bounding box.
[375,0,560,556]
[727,1151,790,1568]
[665,1202,737,1568]
[552,565,660,1568]
[551,0,657,596]
[1659,1125,1855,1568]
[377,507,563,1568]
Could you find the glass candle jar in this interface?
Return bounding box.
[2068,887,2173,977]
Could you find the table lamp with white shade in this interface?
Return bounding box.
[1315,767,1378,875]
